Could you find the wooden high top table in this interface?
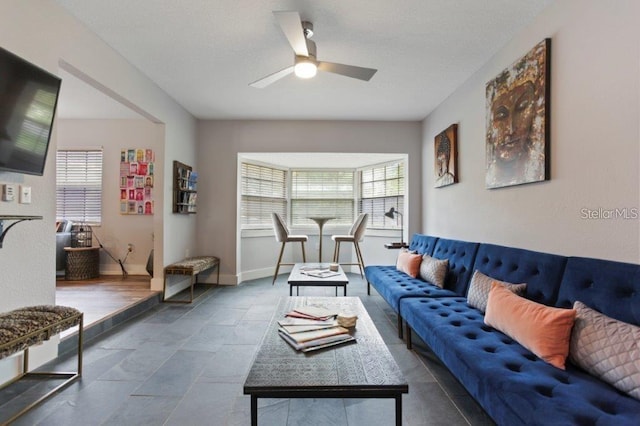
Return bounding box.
[243,296,408,425]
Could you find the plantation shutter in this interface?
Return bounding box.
[56,149,103,224]
[241,162,287,229]
[291,170,354,226]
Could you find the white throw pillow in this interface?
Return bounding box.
[419,254,448,288]
[466,270,526,313]
[570,301,640,400]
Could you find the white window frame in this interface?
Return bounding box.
[359,161,405,230]
[239,156,407,238]
[240,161,288,230]
[56,149,104,225]
[289,168,356,228]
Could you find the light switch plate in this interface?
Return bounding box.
[2,184,16,202]
[19,185,32,204]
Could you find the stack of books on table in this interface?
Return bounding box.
[278,306,355,352]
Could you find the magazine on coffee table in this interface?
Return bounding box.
[278,329,356,352]
[278,317,338,326]
[299,269,341,278]
[280,323,339,334]
[285,306,338,321]
[278,317,339,333]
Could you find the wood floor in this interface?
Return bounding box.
[55,275,159,335]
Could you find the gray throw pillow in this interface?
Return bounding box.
[419,255,448,288]
[467,270,526,313]
[569,301,640,400]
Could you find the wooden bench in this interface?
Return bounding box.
[0,305,83,424]
[163,256,220,303]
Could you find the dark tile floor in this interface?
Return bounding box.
[3,274,495,425]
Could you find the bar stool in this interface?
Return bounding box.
[271,212,308,284]
[331,213,368,277]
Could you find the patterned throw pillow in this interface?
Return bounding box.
[467,270,527,313]
[396,249,422,278]
[419,255,448,288]
[569,301,640,400]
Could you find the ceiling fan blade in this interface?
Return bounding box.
[317,62,377,81]
[249,66,294,88]
[273,11,308,57]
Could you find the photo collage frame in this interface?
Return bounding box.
[120,148,154,215]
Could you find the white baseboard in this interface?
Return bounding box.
[238,266,294,284]
[99,263,150,276]
[199,273,236,286]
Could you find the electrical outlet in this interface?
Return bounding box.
[127,243,134,253]
[19,186,31,204]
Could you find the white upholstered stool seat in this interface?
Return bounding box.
[331,213,368,277]
[271,212,308,284]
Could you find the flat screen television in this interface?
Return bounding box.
[0,46,61,176]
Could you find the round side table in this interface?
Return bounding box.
[64,246,100,280]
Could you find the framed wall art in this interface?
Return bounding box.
[120,148,154,215]
[485,38,550,189]
[434,124,458,188]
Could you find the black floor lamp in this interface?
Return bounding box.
[384,207,404,246]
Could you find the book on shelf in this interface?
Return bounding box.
[188,171,197,190]
[278,329,355,352]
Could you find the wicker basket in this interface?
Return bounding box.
[65,247,100,280]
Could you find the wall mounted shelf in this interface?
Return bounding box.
[0,215,42,248]
[173,161,197,214]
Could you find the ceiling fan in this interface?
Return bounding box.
[249,11,377,88]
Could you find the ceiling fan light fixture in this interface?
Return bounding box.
[294,57,317,79]
[248,11,378,88]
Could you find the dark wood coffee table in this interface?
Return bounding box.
[287,263,349,296]
[243,297,408,425]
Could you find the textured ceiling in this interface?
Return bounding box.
[54,0,554,121]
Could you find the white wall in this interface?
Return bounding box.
[422,0,640,264]
[197,120,422,283]
[57,119,162,275]
[0,0,197,380]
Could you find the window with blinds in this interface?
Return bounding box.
[56,149,103,224]
[241,162,287,229]
[291,170,355,226]
[359,162,404,229]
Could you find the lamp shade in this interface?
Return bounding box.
[384,206,404,245]
[294,57,317,79]
[385,207,401,219]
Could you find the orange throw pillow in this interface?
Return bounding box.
[396,250,422,278]
[485,282,576,369]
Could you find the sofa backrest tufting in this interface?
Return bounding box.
[431,238,479,295]
[472,243,567,306]
[556,256,640,326]
[408,234,438,256]
[406,234,639,328]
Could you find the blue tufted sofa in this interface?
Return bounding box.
[365,234,640,425]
